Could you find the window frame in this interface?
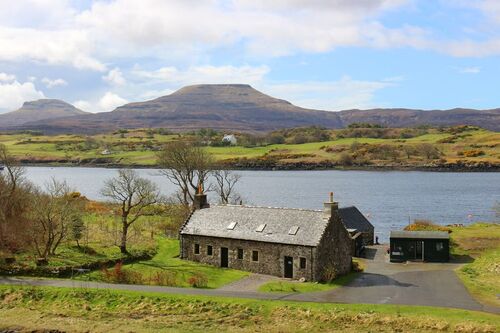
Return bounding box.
[299,257,306,269]
[237,248,244,260]
[194,243,200,255]
[207,245,213,256]
[252,250,259,262]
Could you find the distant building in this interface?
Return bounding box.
[179,192,370,281]
[101,149,112,155]
[222,134,237,145]
[390,231,450,262]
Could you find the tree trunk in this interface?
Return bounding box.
[120,220,129,254]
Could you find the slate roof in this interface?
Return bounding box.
[180,204,372,247]
[390,231,450,240]
[338,206,374,233]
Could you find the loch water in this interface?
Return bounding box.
[24,167,499,241]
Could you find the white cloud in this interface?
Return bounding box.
[133,65,270,86]
[98,92,128,111]
[0,80,45,111]
[459,66,481,74]
[263,76,395,110]
[103,67,126,85]
[0,72,16,82]
[41,77,68,88]
[73,100,93,112]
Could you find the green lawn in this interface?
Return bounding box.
[0,285,498,332]
[450,223,500,307]
[83,238,249,289]
[258,272,358,293]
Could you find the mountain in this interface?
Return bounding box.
[0,99,88,128]
[2,85,499,133]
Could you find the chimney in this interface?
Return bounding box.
[193,183,210,210]
[323,192,338,219]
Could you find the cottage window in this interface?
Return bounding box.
[300,257,306,269]
[237,248,244,260]
[194,244,200,255]
[207,245,213,256]
[436,242,444,251]
[252,250,259,262]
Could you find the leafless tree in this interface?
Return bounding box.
[212,169,241,204]
[157,141,214,206]
[0,144,33,253]
[101,169,159,254]
[30,179,84,259]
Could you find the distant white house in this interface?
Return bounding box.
[101,149,112,155]
[222,134,237,145]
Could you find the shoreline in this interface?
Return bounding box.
[16,160,500,172]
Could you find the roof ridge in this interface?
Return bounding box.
[212,204,322,213]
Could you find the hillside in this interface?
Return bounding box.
[0,126,498,170]
[0,99,87,128]
[2,84,499,133]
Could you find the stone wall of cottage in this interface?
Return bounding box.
[314,208,353,281]
[180,234,316,280]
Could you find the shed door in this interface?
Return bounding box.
[221,247,229,268]
[284,256,293,278]
[415,241,423,260]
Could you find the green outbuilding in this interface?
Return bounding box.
[390,230,450,262]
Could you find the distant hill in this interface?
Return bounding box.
[1,85,499,133]
[0,99,88,128]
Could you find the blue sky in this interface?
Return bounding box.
[1,0,500,113]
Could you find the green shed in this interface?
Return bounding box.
[390,231,450,262]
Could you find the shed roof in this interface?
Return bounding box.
[181,204,372,247]
[390,230,450,240]
[338,206,374,233]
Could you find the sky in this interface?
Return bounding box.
[1,0,500,114]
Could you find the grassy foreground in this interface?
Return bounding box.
[0,286,498,333]
[450,223,500,307]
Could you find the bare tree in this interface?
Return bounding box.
[157,141,214,206]
[30,179,83,259]
[213,169,241,204]
[0,144,33,253]
[101,169,159,254]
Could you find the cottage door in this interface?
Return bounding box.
[221,247,229,268]
[284,256,293,278]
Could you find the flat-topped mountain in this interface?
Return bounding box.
[0,99,87,128]
[1,85,499,133]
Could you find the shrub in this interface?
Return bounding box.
[338,152,353,166]
[404,220,451,233]
[150,271,179,286]
[352,260,364,273]
[320,265,337,283]
[101,262,144,284]
[460,149,485,158]
[187,272,208,288]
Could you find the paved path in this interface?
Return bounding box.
[287,245,497,314]
[217,273,283,292]
[0,246,498,314]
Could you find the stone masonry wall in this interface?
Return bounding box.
[314,208,353,281]
[181,235,316,280]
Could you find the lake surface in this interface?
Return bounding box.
[23,167,499,241]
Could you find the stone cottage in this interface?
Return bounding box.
[179,192,356,281]
[338,206,374,246]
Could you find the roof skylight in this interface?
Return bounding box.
[256,224,266,232]
[227,222,237,230]
[288,226,299,235]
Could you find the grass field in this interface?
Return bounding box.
[450,223,500,307]
[82,238,249,288]
[0,286,498,333]
[1,126,498,168]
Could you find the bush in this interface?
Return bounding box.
[338,153,353,166]
[352,260,364,273]
[150,271,179,286]
[187,272,208,288]
[101,262,144,284]
[404,220,451,233]
[320,265,337,283]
